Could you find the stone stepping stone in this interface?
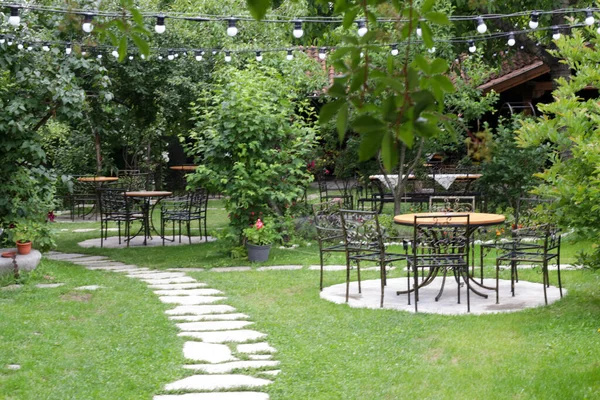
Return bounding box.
[155,392,269,400]
[159,296,226,305]
[70,256,110,263]
[169,313,250,322]
[166,268,206,272]
[248,354,273,360]
[308,265,346,271]
[261,370,280,376]
[165,305,236,315]
[164,375,271,391]
[35,283,65,288]
[237,343,277,354]
[6,364,21,370]
[211,267,252,272]
[153,289,223,296]
[44,253,89,260]
[85,265,144,271]
[143,277,197,284]
[148,283,208,290]
[256,265,303,271]
[72,228,97,233]
[74,260,119,266]
[74,285,104,291]
[183,341,237,363]
[176,321,253,331]
[183,360,279,373]
[179,330,267,343]
[127,272,187,279]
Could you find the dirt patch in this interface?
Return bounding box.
[60,292,92,302]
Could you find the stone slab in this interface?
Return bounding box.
[178,330,267,343]
[169,313,250,322]
[74,285,104,291]
[70,256,110,263]
[155,392,269,400]
[308,265,346,271]
[85,265,145,271]
[159,296,226,305]
[165,305,236,315]
[248,355,273,360]
[176,321,253,331]
[148,283,208,290]
[126,272,187,279]
[142,277,197,284]
[164,375,271,391]
[73,260,117,265]
[44,253,89,260]
[1,249,42,275]
[166,268,206,272]
[256,265,303,271]
[153,289,223,296]
[35,283,65,288]
[183,360,279,373]
[237,343,277,354]
[78,236,216,249]
[183,341,237,363]
[211,267,252,272]
[260,370,280,376]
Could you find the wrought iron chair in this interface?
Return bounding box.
[340,210,407,308]
[70,178,98,220]
[97,188,145,247]
[312,200,347,291]
[317,177,354,209]
[403,214,472,312]
[160,188,209,245]
[495,224,562,305]
[428,195,476,212]
[117,172,152,191]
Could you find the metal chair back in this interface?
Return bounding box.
[429,196,476,213]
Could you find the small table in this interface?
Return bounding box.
[125,191,172,245]
[169,165,198,171]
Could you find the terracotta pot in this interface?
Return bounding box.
[16,241,32,255]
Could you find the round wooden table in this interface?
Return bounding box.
[77,176,119,182]
[125,191,173,245]
[169,165,198,171]
[394,212,505,228]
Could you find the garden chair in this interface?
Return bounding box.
[160,187,209,244]
[317,177,354,209]
[340,209,407,308]
[97,188,145,247]
[495,224,562,305]
[404,214,472,312]
[117,172,152,191]
[69,177,97,221]
[312,200,347,291]
[428,195,476,213]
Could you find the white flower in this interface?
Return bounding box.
[162,151,170,162]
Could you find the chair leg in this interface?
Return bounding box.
[161,217,165,246]
[510,261,516,297]
[495,259,500,304]
[319,251,324,291]
[187,221,192,244]
[542,261,548,305]
[557,254,563,298]
[380,263,385,308]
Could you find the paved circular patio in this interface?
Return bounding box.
[320,277,564,315]
[78,236,216,248]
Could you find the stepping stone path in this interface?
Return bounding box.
[44,251,279,399]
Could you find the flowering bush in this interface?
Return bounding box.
[243,218,280,246]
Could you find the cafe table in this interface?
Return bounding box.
[75,176,119,219]
[169,165,198,171]
[125,191,172,245]
[394,212,506,303]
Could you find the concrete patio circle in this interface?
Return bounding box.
[321,277,564,315]
[78,236,216,248]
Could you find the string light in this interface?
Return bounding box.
[97,53,102,59]
[390,44,398,56]
[226,18,238,36]
[17,42,23,50]
[357,20,367,37]
[416,22,422,37]
[128,55,133,60]
[7,5,20,26]
[286,49,293,60]
[507,32,516,46]
[585,9,595,25]
[468,40,476,53]
[552,26,561,40]
[167,50,174,60]
[476,16,487,33]
[0,36,5,44]
[255,50,262,61]
[318,47,326,59]
[529,11,539,29]
[155,14,166,33]
[7,38,13,46]
[42,43,50,51]
[292,20,303,38]
[27,44,32,51]
[195,50,203,61]
[224,50,231,62]
[427,46,436,53]
[82,13,94,33]
[111,49,119,58]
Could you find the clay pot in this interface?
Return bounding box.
[16,241,32,255]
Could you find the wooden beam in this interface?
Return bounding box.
[478,61,551,94]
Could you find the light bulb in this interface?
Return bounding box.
[0,37,5,45]
[226,18,238,37]
[112,50,119,58]
[158,55,163,60]
[224,51,231,62]
[167,51,174,60]
[8,7,20,26]
[357,20,367,37]
[129,55,133,60]
[42,44,50,52]
[195,51,203,61]
[416,23,422,37]
[292,20,303,38]
[82,13,94,33]
[155,15,166,34]
[552,27,560,40]
[286,49,293,60]
[390,44,398,56]
[360,52,364,58]
[597,25,600,34]
[468,40,476,53]
[97,53,102,59]
[585,10,595,26]
[256,51,262,62]
[81,50,86,56]
[17,43,23,50]
[476,16,487,34]
[507,33,516,46]
[27,45,32,51]
[7,39,13,46]
[529,11,539,29]
[428,47,436,53]
[140,54,145,60]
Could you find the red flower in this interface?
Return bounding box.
[47,211,55,222]
[255,219,264,229]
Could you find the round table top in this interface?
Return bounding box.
[394,212,505,227]
[169,165,198,171]
[77,176,118,182]
[125,191,172,197]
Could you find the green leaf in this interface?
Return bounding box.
[430,58,448,74]
[118,36,128,62]
[381,130,398,171]
[421,0,436,13]
[130,7,144,26]
[413,55,430,74]
[414,119,439,137]
[424,11,450,25]
[246,0,270,20]
[421,22,434,49]
[358,130,385,161]
[432,75,455,93]
[328,80,348,98]
[412,90,437,116]
[131,34,149,56]
[337,103,348,142]
[330,47,353,61]
[353,115,386,133]
[343,8,360,30]
[349,66,367,93]
[376,77,405,93]
[397,123,414,147]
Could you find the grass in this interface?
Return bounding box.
[2,200,600,399]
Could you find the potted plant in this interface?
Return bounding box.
[10,221,40,255]
[243,218,279,262]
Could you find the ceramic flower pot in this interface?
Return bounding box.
[247,243,271,262]
[16,240,32,255]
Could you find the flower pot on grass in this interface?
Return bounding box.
[243,218,279,263]
[246,243,271,262]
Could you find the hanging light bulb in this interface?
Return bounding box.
[42,43,50,52]
[224,51,231,62]
[292,20,303,38]
[416,23,422,37]
[97,53,102,59]
[0,36,5,45]
[128,55,133,60]
[81,48,87,56]
[155,14,166,34]
[195,50,203,61]
[507,32,516,46]
[167,50,174,61]
[585,9,595,26]
[82,13,94,33]
[7,38,13,46]
[597,25,600,34]
[390,44,398,56]
[427,46,436,53]
[286,49,293,61]
[468,40,476,53]
[158,54,163,60]
[27,44,32,51]
[256,51,262,62]
[8,6,20,27]
[552,26,561,40]
[529,11,539,29]
[17,42,23,50]
[140,54,146,60]
[357,20,368,37]
[226,18,238,37]
[111,49,119,58]
[476,16,487,34]
[318,47,326,60]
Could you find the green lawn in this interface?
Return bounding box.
[2,201,600,399]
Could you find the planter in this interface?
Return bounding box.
[247,243,271,262]
[16,241,32,255]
